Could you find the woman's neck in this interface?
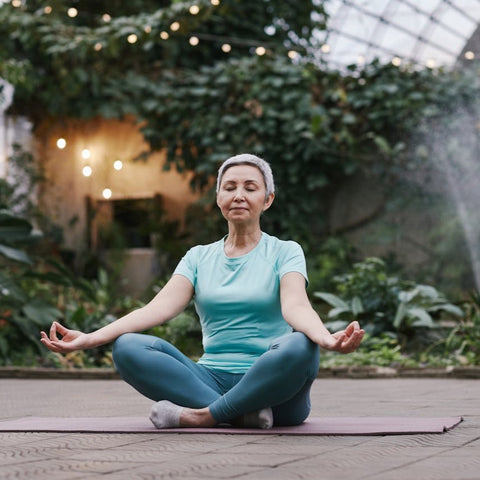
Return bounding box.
[224,227,262,257]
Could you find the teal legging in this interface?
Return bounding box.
[113,331,320,426]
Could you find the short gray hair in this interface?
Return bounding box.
[216,154,275,197]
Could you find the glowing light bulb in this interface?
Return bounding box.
[102,188,112,199]
[127,34,138,44]
[144,25,152,34]
[392,56,402,67]
[221,44,231,53]
[82,166,92,177]
[11,0,22,7]
[189,36,199,46]
[189,5,200,14]
[94,43,102,51]
[67,7,78,18]
[255,46,266,56]
[211,0,220,5]
[288,50,298,59]
[44,6,52,14]
[81,149,91,160]
[56,138,66,149]
[321,44,331,53]
[160,31,169,40]
[170,22,180,31]
[113,160,123,170]
[465,51,475,60]
[102,13,111,22]
[426,59,436,69]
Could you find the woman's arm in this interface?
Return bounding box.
[280,272,364,353]
[40,274,194,354]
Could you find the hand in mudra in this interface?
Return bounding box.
[40,321,91,354]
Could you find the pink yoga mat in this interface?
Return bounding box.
[0,416,463,435]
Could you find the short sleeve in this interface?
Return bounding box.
[173,246,198,286]
[277,241,308,283]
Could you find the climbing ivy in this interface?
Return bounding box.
[1,0,480,248]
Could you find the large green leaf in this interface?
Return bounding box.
[22,299,62,327]
[314,292,350,309]
[0,244,31,264]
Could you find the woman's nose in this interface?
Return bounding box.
[233,190,245,200]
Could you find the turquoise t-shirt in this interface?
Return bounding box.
[173,232,308,373]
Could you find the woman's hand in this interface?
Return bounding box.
[40,321,93,354]
[321,321,365,354]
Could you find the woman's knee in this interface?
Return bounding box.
[112,333,148,371]
[271,332,319,374]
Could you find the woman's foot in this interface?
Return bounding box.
[149,400,216,429]
[232,407,273,429]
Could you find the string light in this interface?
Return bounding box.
[44,6,52,14]
[56,138,66,149]
[189,36,199,46]
[321,44,331,53]
[392,56,402,66]
[221,43,231,53]
[144,25,152,34]
[81,149,91,160]
[426,58,436,69]
[67,7,78,18]
[189,5,200,15]
[287,50,298,59]
[113,160,123,170]
[102,13,111,22]
[465,51,475,60]
[211,0,220,5]
[255,46,266,56]
[94,42,103,51]
[170,22,180,31]
[82,166,92,177]
[11,0,22,7]
[160,31,169,40]
[127,34,138,44]
[102,188,112,199]
[357,55,366,64]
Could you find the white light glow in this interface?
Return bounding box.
[170,22,180,31]
[127,34,138,44]
[81,149,91,160]
[189,5,200,14]
[222,44,231,53]
[255,46,266,56]
[56,138,66,149]
[160,31,169,40]
[113,160,123,170]
[102,188,112,199]
[189,36,199,46]
[67,7,78,18]
[82,166,92,177]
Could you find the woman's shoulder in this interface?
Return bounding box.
[183,238,224,259]
[262,232,304,253]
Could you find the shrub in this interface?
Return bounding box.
[314,257,463,348]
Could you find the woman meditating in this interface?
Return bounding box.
[41,154,364,429]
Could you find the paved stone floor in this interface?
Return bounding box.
[0,377,479,479]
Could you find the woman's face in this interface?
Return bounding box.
[216,164,274,225]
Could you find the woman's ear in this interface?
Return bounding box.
[263,193,275,212]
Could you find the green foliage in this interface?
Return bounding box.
[321,334,418,368]
[149,310,203,359]
[420,292,480,366]
[315,257,463,346]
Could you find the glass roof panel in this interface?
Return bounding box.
[319,0,480,70]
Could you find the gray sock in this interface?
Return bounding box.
[149,400,183,429]
[234,407,274,429]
